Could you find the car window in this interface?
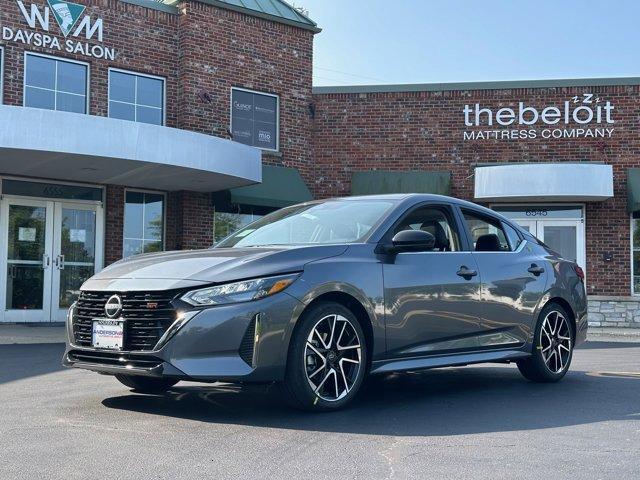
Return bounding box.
[394,206,460,252]
[216,200,395,248]
[503,222,523,251]
[462,210,510,252]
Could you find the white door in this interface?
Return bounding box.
[509,218,585,271]
[515,220,537,236]
[0,198,103,323]
[538,220,586,271]
[0,198,54,322]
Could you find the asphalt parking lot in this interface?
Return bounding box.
[0,342,638,480]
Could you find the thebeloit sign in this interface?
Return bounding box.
[462,93,615,141]
[2,0,116,60]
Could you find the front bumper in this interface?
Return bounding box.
[63,292,304,383]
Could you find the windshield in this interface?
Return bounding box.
[216,200,395,248]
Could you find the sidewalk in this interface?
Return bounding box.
[1,324,639,345]
[0,324,66,345]
[587,327,640,343]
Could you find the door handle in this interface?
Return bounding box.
[528,264,545,276]
[457,266,478,279]
[42,254,50,269]
[56,255,65,271]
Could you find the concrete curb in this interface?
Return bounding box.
[587,328,640,343]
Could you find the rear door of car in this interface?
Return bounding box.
[457,207,549,346]
[381,202,487,358]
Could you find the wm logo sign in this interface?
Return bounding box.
[16,0,103,41]
[48,0,85,37]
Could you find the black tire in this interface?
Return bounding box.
[517,302,574,383]
[115,374,179,393]
[281,301,368,412]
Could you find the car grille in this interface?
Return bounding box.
[239,315,258,367]
[68,350,163,370]
[72,290,180,351]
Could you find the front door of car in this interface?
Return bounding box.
[382,204,485,358]
[460,209,548,346]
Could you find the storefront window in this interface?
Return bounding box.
[231,88,279,151]
[633,213,640,294]
[109,69,165,126]
[214,210,264,243]
[24,54,88,114]
[123,191,164,258]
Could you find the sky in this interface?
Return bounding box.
[298,0,640,87]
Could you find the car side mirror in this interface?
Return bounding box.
[380,229,436,254]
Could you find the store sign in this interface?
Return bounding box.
[462,94,615,141]
[231,89,279,151]
[1,0,116,60]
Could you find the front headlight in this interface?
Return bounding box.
[181,273,300,306]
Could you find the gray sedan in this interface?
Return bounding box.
[63,194,587,411]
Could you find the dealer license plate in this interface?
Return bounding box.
[92,319,124,350]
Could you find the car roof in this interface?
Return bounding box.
[327,193,521,228]
[335,193,497,213]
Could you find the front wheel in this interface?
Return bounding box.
[517,303,574,382]
[115,374,178,393]
[281,302,368,411]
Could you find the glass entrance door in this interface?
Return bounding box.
[492,205,586,280]
[539,220,582,267]
[0,198,103,322]
[51,202,103,322]
[0,199,54,322]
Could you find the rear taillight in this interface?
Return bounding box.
[574,265,585,282]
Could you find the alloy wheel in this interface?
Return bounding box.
[304,314,363,402]
[540,310,572,374]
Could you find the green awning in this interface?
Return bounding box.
[628,168,640,212]
[351,170,451,196]
[230,165,313,208]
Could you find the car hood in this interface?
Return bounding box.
[82,245,349,291]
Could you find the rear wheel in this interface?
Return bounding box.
[115,374,178,393]
[517,303,574,382]
[282,302,367,411]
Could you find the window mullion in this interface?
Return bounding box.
[53,60,58,111]
[133,75,138,122]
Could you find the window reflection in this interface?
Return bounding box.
[123,191,164,258]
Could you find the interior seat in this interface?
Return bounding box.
[475,233,502,252]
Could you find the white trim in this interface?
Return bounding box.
[123,188,167,258]
[108,68,166,126]
[490,203,585,220]
[230,86,280,153]
[23,51,90,114]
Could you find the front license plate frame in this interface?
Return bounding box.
[92,319,124,350]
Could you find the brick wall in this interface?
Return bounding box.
[311,86,640,297]
[176,1,314,175]
[104,184,124,265]
[0,0,315,261]
[0,0,180,124]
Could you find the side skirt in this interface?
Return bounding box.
[370,349,531,375]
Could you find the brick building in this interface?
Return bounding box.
[311,82,638,328]
[0,0,637,327]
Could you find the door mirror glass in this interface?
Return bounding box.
[390,229,435,253]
